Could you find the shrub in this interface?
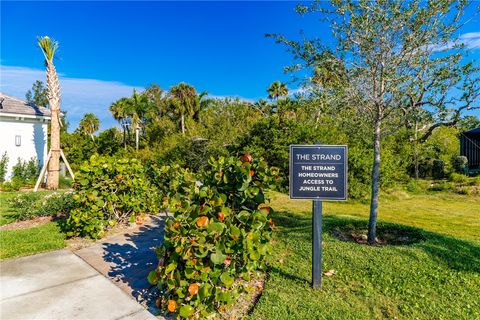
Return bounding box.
[449,172,469,184]
[454,186,471,195]
[8,192,74,221]
[64,155,159,238]
[59,176,73,189]
[432,159,445,179]
[0,180,23,192]
[406,180,427,194]
[148,155,280,318]
[0,152,8,183]
[451,156,468,174]
[428,180,453,192]
[11,157,39,186]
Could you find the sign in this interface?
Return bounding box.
[289,144,348,289]
[289,145,348,200]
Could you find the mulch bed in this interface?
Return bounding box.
[0,216,53,231]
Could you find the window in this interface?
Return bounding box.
[15,135,21,146]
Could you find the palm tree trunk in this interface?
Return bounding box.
[135,127,139,150]
[181,112,185,135]
[45,61,60,190]
[276,97,282,124]
[367,115,381,245]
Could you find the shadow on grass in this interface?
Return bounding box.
[268,265,311,284]
[271,210,480,273]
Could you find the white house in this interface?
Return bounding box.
[0,93,50,181]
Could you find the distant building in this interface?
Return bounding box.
[0,93,50,181]
[460,127,480,172]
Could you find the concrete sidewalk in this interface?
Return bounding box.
[0,250,156,320]
[75,216,164,305]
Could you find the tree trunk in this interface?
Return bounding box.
[135,127,139,150]
[277,97,281,124]
[413,120,419,179]
[123,126,126,149]
[45,61,61,190]
[181,113,185,135]
[368,116,381,245]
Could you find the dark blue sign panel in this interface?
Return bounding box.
[290,145,348,200]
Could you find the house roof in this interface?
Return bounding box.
[463,127,480,135]
[0,93,51,117]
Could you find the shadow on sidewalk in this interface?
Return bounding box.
[101,215,165,302]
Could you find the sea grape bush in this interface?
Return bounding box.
[148,155,281,318]
[64,155,158,238]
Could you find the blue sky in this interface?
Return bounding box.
[1,1,479,130]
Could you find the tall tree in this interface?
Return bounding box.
[38,36,61,190]
[267,81,288,102]
[25,80,49,108]
[144,84,166,118]
[267,81,289,121]
[110,98,129,148]
[78,113,100,141]
[169,83,198,135]
[269,0,480,244]
[128,89,149,150]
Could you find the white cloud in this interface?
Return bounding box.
[432,32,480,52]
[0,65,139,131]
[460,32,480,49]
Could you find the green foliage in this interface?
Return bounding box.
[8,192,74,221]
[238,117,335,184]
[432,159,445,180]
[0,152,8,183]
[62,132,97,171]
[428,180,452,192]
[250,193,480,319]
[59,176,73,189]
[149,155,280,318]
[427,127,460,173]
[458,115,480,132]
[8,157,39,188]
[0,180,24,192]
[77,113,100,137]
[25,80,49,108]
[96,128,123,156]
[452,156,468,174]
[64,155,158,239]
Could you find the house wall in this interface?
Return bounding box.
[460,132,480,170]
[0,117,49,181]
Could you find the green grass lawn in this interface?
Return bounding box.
[0,222,66,259]
[0,192,20,226]
[249,191,480,319]
[0,191,66,260]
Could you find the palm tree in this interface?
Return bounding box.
[128,89,149,150]
[110,98,129,148]
[78,113,100,141]
[267,81,288,102]
[38,36,61,189]
[267,81,289,122]
[169,83,197,135]
[193,91,209,122]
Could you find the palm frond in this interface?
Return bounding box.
[37,36,59,62]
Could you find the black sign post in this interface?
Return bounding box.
[289,144,348,289]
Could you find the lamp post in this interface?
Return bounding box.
[120,118,131,149]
